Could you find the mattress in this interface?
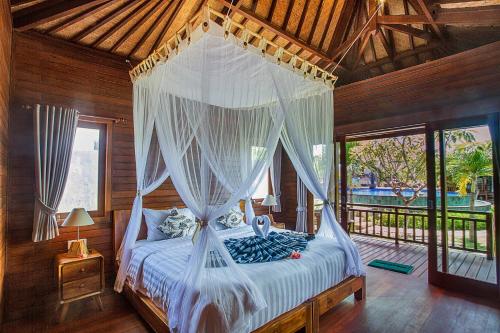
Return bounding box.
[127,225,347,331]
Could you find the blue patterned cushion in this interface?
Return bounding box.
[157,209,196,239]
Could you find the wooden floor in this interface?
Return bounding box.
[353,234,497,284]
[2,236,499,333]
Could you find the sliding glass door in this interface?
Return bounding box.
[427,117,500,298]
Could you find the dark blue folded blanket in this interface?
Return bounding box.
[224,231,308,264]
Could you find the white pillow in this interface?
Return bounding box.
[142,208,175,241]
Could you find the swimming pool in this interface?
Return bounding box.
[350,187,491,211]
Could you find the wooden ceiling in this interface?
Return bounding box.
[9,0,500,84]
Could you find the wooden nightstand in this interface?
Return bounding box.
[55,249,105,322]
[267,214,286,229]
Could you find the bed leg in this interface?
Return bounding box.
[307,299,318,333]
[354,276,366,301]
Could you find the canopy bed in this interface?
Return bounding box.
[115,6,365,333]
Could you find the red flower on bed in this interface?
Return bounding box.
[290,251,301,259]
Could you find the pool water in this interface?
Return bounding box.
[350,187,491,211]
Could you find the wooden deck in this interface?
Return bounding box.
[353,234,497,284]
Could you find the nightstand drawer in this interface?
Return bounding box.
[62,258,100,282]
[62,275,101,300]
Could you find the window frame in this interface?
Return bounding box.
[56,115,113,223]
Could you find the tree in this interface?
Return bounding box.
[447,142,492,211]
[350,135,427,206]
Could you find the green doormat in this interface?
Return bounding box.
[368,259,414,274]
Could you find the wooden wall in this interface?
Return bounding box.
[335,41,500,136]
[5,31,274,323]
[0,0,11,326]
[5,32,186,322]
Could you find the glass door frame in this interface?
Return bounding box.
[426,115,500,299]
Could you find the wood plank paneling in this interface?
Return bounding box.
[5,31,274,323]
[334,41,500,136]
[5,32,181,322]
[0,0,11,326]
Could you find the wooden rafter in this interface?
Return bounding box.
[14,0,111,31]
[110,0,164,53]
[282,0,295,29]
[415,0,445,40]
[326,0,358,57]
[148,0,187,54]
[403,0,417,66]
[217,0,331,62]
[295,0,310,37]
[353,30,373,69]
[329,2,378,63]
[376,29,392,59]
[307,0,324,44]
[127,1,177,57]
[74,0,141,42]
[353,42,440,73]
[47,1,114,34]
[318,0,338,50]
[381,24,433,41]
[378,6,500,25]
[267,0,277,21]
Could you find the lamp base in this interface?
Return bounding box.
[67,239,89,258]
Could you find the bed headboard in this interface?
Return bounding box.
[112,210,146,262]
[112,200,248,262]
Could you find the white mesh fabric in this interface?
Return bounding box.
[119,19,363,333]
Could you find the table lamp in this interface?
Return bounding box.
[62,208,94,258]
[261,194,277,214]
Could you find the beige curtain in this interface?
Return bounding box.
[33,105,79,242]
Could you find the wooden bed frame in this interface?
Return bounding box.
[113,209,365,333]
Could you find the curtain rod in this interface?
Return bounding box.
[22,104,128,125]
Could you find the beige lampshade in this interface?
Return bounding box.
[261,194,277,206]
[62,208,94,227]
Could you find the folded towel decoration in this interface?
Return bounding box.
[252,215,271,238]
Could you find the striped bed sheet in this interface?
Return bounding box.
[127,225,347,331]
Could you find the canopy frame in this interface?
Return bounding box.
[129,5,338,86]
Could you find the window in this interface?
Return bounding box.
[57,119,110,218]
[251,146,269,199]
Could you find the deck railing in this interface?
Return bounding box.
[315,203,495,259]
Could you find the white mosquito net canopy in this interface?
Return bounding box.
[116,16,364,333]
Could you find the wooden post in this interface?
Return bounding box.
[339,136,348,231]
[425,126,439,284]
[395,207,399,245]
[438,130,449,272]
[486,212,494,260]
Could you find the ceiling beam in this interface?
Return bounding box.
[329,4,379,62]
[89,0,145,46]
[376,29,392,58]
[353,30,374,69]
[307,0,324,44]
[378,6,500,25]
[353,42,441,73]
[415,0,445,40]
[13,0,111,31]
[295,0,311,38]
[318,0,338,50]
[435,5,500,25]
[148,0,187,54]
[127,0,176,58]
[110,0,163,52]
[47,0,115,34]
[381,24,433,41]
[217,0,331,62]
[326,0,358,56]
